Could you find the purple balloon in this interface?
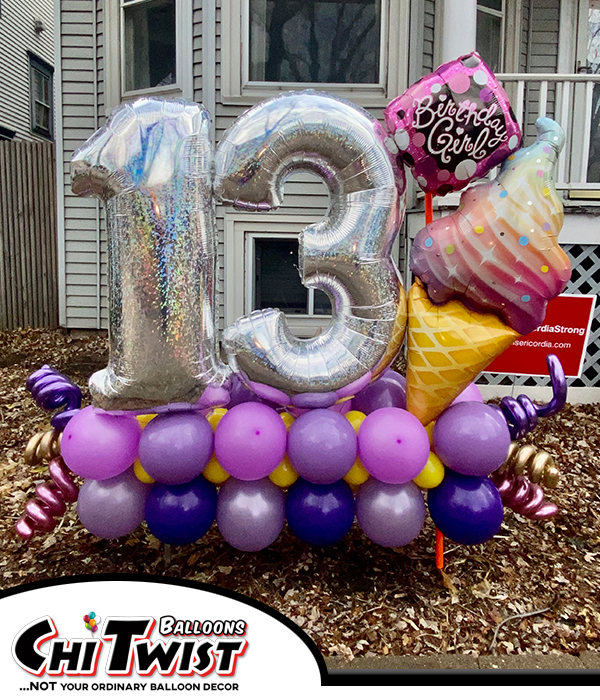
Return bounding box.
[227,376,264,407]
[217,478,285,551]
[433,402,511,476]
[356,478,425,548]
[383,369,407,389]
[287,409,357,484]
[78,467,151,539]
[62,406,141,480]
[138,412,213,485]
[358,407,430,484]
[428,470,504,545]
[215,403,287,480]
[351,375,406,414]
[451,383,483,405]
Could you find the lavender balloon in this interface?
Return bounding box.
[217,478,285,551]
[138,412,213,485]
[78,467,151,539]
[351,374,407,414]
[451,383,483,405]
[62,406,141,480]
[358,407,430,484]
[356,478,425,548]
[433,402,511,477]
[287,409,357,484]
[215,403,287,481]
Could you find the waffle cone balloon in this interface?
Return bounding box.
[410,118,571,335]
[406,281,520,425]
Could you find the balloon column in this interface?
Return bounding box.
[14,52,573,558]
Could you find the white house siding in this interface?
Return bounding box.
[58,0,103,328]
[0,0,54,141]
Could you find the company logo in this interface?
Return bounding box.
[12,616,248,680]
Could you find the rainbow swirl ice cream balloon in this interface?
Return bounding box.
[410,118,571,335]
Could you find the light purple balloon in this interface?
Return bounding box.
[217,478,285,551]
[451,383,483,405]
[77,467,151,539]
[61,405,141,480]
[351,375,406,414]
[356,478,425,548]
[287,409,357,484]
[433,401,511,476]
[138,412,213,485]
[214,403,287,480]
[358,407,430,484]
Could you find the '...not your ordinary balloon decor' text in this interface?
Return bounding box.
[15,53,572,557]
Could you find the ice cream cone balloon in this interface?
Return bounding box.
[406,281,520,425]
[410,118,571,335]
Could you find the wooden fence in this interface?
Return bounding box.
[0,140,58,330]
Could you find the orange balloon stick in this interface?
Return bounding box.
[425,192,434,225]
[435,527,444,569]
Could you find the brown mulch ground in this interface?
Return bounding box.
[1,328,599,661]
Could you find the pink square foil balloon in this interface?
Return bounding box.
[383,52,522,195]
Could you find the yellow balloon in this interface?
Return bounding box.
[425,421,436,447]
[413,452,445,489]
[208,407,227,431]
[345,410,367,434]
[279,412,295,432]
[344,458,369,486]
[134,458,155,484]
[269,456,298,488]
[203,454,230,484]
[136,413,157,430]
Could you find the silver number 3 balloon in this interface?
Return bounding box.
[71,93,407,411]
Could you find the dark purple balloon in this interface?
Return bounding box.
[145,476,217,546]
[428,469,504,545]
[286,479,355,547]
[287,409,357,484]
[78,468,151,539]
[351,375,407,414]
[356,478,425,548]
[217,478,285,551]
[227,376,264,407]
[433,402,511,476]
[138,411,213,485]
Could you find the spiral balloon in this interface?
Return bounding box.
[15,457,79,540]
[499,355,567,440]
[26,365,82,430]
[496,441,560,489]
[23,429,62,466]
[491,470,558,520]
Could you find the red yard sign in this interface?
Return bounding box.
[485,294,596,378]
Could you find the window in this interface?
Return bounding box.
[249,0,382,84]
[476,0,504,73]
[122,0,176,93]
[29,53,54,139]
[253,237,331,316]
[222,0,408,106]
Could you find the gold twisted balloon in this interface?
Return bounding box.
[496,442,559,489]
[23,429,62,466]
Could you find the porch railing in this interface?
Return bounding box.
[496,73,600,192]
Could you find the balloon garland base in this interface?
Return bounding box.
[16,361,567,558]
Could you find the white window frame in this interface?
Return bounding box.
[221,0,409,107]
[224,213,333,338]
[104,0,193,115]
[476,0,506,72]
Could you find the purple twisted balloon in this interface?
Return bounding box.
[26,365,82,430]
[491,470,558,520]
[15,457,79,540]
[499,355,567,440]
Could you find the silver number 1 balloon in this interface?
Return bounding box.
[71,98,227,411]
[215,91,407,402]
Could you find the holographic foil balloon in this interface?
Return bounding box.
[215,91,407,399]
[71,97,228,411]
